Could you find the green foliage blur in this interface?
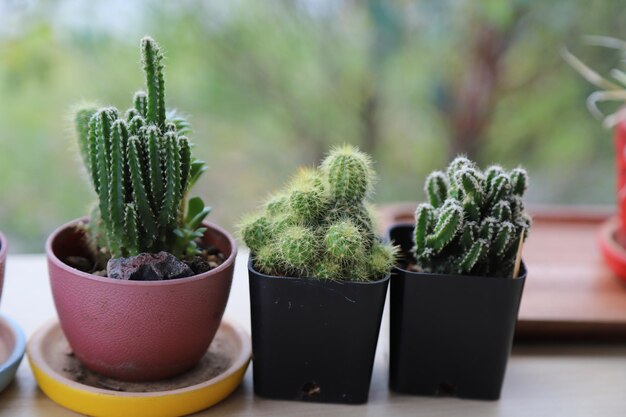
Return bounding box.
[0,0,624,252]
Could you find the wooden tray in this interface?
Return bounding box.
[378,204,626,342]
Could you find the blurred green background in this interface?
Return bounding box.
[0,0,625,252]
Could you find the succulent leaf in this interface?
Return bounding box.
[491,200,512,222]
[124,204,140,257]
[141,37,166,127]
[133,91,148,117]
[510,167,529,196]
[457,239,489,273]
[277,225,318,273]
[368,242,398,278]
[413,203,433,256]
[108,120,128,243]
[324,220,364,264]
[75,108,97,175]
[426,202,462,253]
[240,214,273,254]
[425,171,448,208]
[492,221,515,256]
[321,145,374,203]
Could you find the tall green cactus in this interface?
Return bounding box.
[413,157,531,277]
[74,37,210,259]
[239,145,397,281]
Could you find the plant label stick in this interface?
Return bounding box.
[513,232,524,279]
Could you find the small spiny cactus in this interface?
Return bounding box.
[74,37,210,259]
[413,156,531,278]
[240,145,396,281]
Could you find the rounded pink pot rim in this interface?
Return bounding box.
[0,232,7,263]
[46,217,237,287]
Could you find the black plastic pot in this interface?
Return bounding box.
[388,224,526,400]
[248,259,389,404]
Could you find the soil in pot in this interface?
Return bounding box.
[60,220,226,280]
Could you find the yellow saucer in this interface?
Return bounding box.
[28,318,251,417]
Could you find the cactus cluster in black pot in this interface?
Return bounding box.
[242,145,395,404]
[388,156,531,401]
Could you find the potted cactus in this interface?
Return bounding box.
[387,156,531,400]
[240,145,397,404]
[46,37,237,382]
[563,37,626,281]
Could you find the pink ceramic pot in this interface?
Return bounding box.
[46,218,237,382]
[0,232,6,304]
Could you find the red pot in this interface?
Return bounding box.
[46,218,237,382]
[615,119,626,243]
[0,232,7,304]
[599,120,626,281]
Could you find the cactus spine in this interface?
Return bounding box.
[74,37,210,259]
[413,157,531,277]
[240,145,396,281]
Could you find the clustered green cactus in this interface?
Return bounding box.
[240,145,397,281]
[74,37,210,259]
[413,156,531,278]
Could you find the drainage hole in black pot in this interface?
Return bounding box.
[302,382,321,399]
[436,382,457,397]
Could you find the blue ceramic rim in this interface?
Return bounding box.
[0,314,26,374]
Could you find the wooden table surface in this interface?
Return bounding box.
[1,252,625,416]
